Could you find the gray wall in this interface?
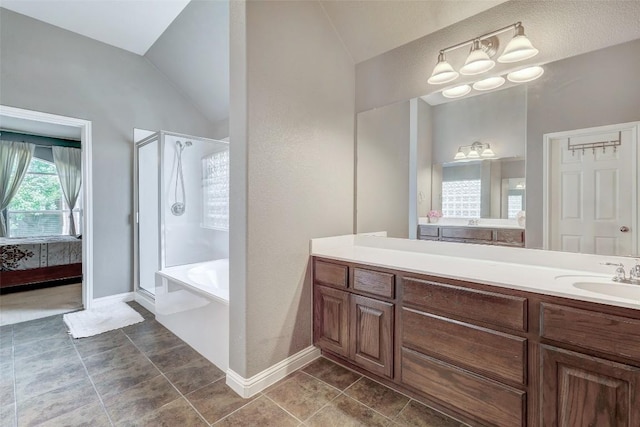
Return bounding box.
[0,8,217,298]
[432,85,526,164]
[145,0,229,127]
[357,100,410,238]
[526,38,640,248]
[356,1,640,113]
[229,1,355,378]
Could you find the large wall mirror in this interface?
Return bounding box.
[356,38,640,257]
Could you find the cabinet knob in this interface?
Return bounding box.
[620,226,630,232]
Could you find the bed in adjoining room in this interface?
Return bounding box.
[0,235,82,290]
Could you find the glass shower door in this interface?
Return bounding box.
[136,137,160,295]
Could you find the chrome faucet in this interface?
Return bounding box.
[601,260,640,284]
[630,260,640,283]
[468,219,479,226]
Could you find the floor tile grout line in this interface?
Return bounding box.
[70,335,116,427]
[207,391,264,426]
[394,399,412,422]
[297,369,358,395]
[260,391,305,425]
[294,390,342,424]
[122,331,211,426]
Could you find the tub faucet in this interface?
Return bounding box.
[468,219,479,226]
[630,260,640,284]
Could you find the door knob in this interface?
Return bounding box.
[620,226,630,232]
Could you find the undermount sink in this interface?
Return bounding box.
[555,275,640,300]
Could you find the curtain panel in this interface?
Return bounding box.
[52,146,82,236]
[0,140,35,237]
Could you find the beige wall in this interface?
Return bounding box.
[229,0,355,378]
[356,1,640,113]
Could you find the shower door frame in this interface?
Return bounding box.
[134,130,223,305]
[133,131,164,302]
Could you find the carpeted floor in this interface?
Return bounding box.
[0,283,82,326]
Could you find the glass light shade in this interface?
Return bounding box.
[442,84,471,99]
[460,42,495,75]
[472,76,506,91]
[466,148,480,159]
[481,147,495,157]
[498,35,539,63]
[428,59,459,85]
[507,66,544,83]
[454,149,466,160]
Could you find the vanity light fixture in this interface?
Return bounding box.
[460,40,495,75]
[498,24,539,63]
[428,22,539,85]
[427,53,459,85]
[454,141,496,161]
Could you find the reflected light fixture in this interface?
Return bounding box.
[460,40,495,75]
[498,23,539,63]
[507,66,544,83]
[442,84,471,99]
[473,76,506,91]
[454,141,496,161]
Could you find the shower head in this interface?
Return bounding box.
[175,140,192,150]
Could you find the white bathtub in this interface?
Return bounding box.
[155,259,229,371]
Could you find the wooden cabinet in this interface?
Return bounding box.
[541,345,640,426]
[418,224,525,247]
[314,285,349,357]
[350,295,393,378]
[313,260,395,378]
[312,256,640,427]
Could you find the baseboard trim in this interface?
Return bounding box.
[91,292,134,308]
[226,346,321,398]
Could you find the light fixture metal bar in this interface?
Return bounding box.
[440,22,521,54]
[567,131,621,155]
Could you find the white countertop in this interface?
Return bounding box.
[310,234,640,311]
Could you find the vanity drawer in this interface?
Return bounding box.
[495,229,525,245]
[353,268,394,299]
[418,225,439,238]
[402,308,527,385]
[402,277,527,331]
[441,227,493,241]
[401,348,525,427]
[314,260,348,288]
[540,303,640,361]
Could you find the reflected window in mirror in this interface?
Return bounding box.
[442,179,481,218]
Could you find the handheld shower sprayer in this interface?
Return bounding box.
[171,140,192,216]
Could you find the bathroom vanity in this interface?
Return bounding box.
[418,224,525,247]
[311,235,640,426]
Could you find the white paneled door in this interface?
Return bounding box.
[546,123,638,255]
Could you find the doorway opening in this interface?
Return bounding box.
[0,105,93,325]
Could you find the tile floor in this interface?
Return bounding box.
[0,302,466,426]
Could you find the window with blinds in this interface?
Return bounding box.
[202,149,229,231]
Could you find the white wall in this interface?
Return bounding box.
[0,8,216,298]
[229,1,355,378]
[163,135,229,267]
[357,100,410,238]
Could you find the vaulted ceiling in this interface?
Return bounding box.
[2,0,504,124]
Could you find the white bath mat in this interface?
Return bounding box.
[63,302,144,338]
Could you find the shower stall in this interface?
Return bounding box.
[134,131,229,369]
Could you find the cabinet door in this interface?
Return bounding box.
[350,294,394,378]
[314,285,349,357]
[541,345,640,427]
